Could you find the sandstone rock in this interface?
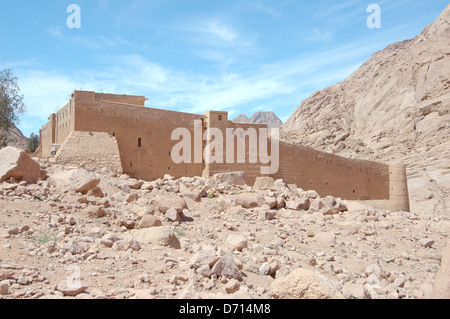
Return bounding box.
[190,245,219,269]
[151,195,186,213]
[196,265,212,278]
[56,280,88,296]
[259,262,271,276]
[47,169,100,195]
[0,280,9,295]
[131,227,181,249]
[225,234,248,252]
[286,197,310,211]
[211,252,242,280]
[234,193,265,209]
[0,147,41,183]
[212,171,247,186]
[225,279,240,294]
[432,240,450,299]
[253,177,275,190]
[137,215,162,229]
[419,238,435,248]
[342,282,366,299]
[314,232,336,244]
[270,268,343,299]
[86,186,104,198]
[165,207,180,223]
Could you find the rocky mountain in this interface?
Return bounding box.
[2,124,29,150]
[233,112,283,129]
[280,5,450,215]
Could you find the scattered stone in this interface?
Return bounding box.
[0,280,9,295]
[270,268,343,299]
[211,252,242,280]
[56,280,88,296]
[420,238,435,248]
[137,215,162,229]
[131,227,181,249]
[225,235,248,252]
[234,193,265,209]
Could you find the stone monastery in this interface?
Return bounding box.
[36,91,410,211]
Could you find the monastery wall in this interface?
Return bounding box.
[72,91,204,181]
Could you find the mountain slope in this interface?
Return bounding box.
[233,111,283,129]
[281,5,450,215]
[2,124,29,150]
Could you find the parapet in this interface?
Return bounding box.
[73,90,148,107]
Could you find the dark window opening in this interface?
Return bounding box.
[138,138,142,147]
[130,162,133,167]
[218,115,222,121]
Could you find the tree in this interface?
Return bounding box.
[0,69,26,141]
[27,132,39,153]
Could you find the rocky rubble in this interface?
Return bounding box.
[0,150,448,299]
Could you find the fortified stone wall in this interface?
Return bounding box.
[54,131,123,174]
[72,91,204,181]
[39,90,410,211]
[274,141,390,201]
[39,114,55,157]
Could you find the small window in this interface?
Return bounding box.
[218,115,222,121]
[138,138,142,147]
[112,133,115,137]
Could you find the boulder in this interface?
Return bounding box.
[253,177,275,190]
[189,245,220,269]
[151,195,186,213]
[137,215,162,229]
[211,252,242,280]
[212,171,247,186]
[47,169,100,195]
[131,227,181,249]
[225,234,248,252]
[270,268,343,299]
[0,147,41,183]
[235,193,265,208]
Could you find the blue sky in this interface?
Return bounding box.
[0,0,448,138]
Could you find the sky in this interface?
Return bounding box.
[0,0,448,138]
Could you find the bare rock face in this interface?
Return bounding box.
[233,112,284,129]
[47,169,100,195]
[432,240,450,299]
[270,268,343,299]
[0,147,41,183]
[280,5,450,215]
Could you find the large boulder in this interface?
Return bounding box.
[47,169,100,195]
[234,193,265,208]
[270,268,343,299]
[0,147,41,183]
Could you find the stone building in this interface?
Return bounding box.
[36,90,410,211]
